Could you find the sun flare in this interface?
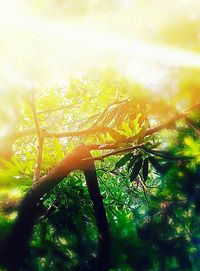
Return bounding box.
[1,0,200,93]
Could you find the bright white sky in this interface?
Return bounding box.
[1,0,200,93]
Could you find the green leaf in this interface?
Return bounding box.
[144,147,191,160]
[150,142,162,149]
[149,157,165,174]
[142,158,149,182]
[137,126,146,144]
[115,153,132,169]
[127,154,141,171]
[106,128,126,143]
[130,158,143,182]
[121,121,133,136]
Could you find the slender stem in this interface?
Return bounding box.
[34,136,44,181]
[38,103,79,114]
[29,92,44,181]
[84,144,145,161]
[11,103,200,141]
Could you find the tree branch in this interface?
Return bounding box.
[33,136,44,181]
[29,93,44,181]
[127,109,198,143]
[38,103,79,114]
[13,126,109,139]
[0,145,110,270]
[86,144,145,161]
[0,102,199,269]
[11,103,200,142]
[83,150,110,271]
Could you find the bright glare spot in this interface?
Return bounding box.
[0,0,200,92]
[0,126,11,138]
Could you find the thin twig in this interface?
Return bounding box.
[99,176,126,206]
[38,104,79,114]
[29,92,44,181]
[84,144,145,161]
[185,116,200,136]
[12,103,200,141]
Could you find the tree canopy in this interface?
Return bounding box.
[0,1,200,271]
[0,70,199,270]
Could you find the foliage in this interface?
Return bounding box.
[0,69,200,271]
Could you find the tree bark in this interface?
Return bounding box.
[0,145,110,271]
[83,151,110,271]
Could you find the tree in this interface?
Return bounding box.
[0,73,200,270]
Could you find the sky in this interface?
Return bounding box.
[0,0,200,93]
